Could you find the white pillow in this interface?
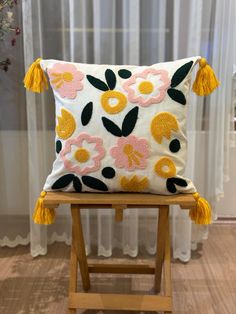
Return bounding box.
[39,56,200,195]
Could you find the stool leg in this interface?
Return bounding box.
[71,205,90,291]
[154,205,169,294]
[68,239,78,314]
[163,214,172,297]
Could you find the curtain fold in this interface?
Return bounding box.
[1,0,235,262]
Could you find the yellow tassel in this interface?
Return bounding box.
[23,58,48,93]
[192,57,219,96]
[189,192,212,225]
[33,191,55,225]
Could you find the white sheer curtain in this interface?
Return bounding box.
[1,0,235,261]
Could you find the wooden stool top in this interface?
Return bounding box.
[43,192,196,210]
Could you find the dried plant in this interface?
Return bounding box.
[0,0,20,71]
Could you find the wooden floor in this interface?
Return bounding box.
[0,223,236,314]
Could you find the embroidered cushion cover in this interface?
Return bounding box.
[37,56,202,195]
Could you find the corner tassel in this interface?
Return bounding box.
[23,58,48,93]
[192,57,219,96]
[189,192,212,225]
[33,191,55,225]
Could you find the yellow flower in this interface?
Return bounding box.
[56,108,76,140]
[101,90,127,114]
[154,157,176,178]
[120,175,149,192]
[151,112,179,144]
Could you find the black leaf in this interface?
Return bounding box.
[81,101,93,126]
[56,140,62,153]
[82,176,108,191]
[73,176,82,192]
[122,106,139,137]
[166,178,177,194]
[172,177,188,187]
[52,174,74,190]
[105,69,116,90]
[166,177,188,194]
[171,61,193,88]
[169,139,181,153]
[118,69,132,79]
[86,75,109,91]
[167,88,186,105]
[102,117,122,137]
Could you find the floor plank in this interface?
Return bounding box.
[0,224,235,313]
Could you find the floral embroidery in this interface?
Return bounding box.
[151,112,179,144]
[87,69,128,114]
[60,133,105,175]
[154,157,176,178]
[110,135,149,171]
[120,175,149,192]
[166,61,194,106]
[48,63,84,99]
[56,108,76,140]
[101,90,127,114]
[51,174,108,192]
[123,68,170,107]
[102,106,139,137]
[166,177,187,193]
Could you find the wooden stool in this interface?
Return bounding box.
[43,192,196,313]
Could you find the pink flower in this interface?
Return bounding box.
[48,63,84,99]
[60,133,105,175]
[110,135,149,171]
[123,68,170,107]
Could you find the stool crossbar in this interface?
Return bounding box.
[43,192,196,313]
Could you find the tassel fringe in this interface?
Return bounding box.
[33,191,55,225]
[23,58,48,93]
[192,57,219,96]
[189,192,212,225]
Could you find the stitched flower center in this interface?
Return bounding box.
[74,147,90,163]
[62,72,73,82]
[138,81,154,94]
[123,144,143,167]
[101,90,127,114]
[123,144,133,155]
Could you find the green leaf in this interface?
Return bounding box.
[81,102,93,126]
[86,75,109,91]
[82,176,108,191]
[171,61,193,88]
[52,174,74,190]
[105,69,116,90]
[167,88,186,105]
[118,69,132,79]
[122,106,139,136]
[102,117,122,137]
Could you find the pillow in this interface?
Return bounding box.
[24,56,219,224]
